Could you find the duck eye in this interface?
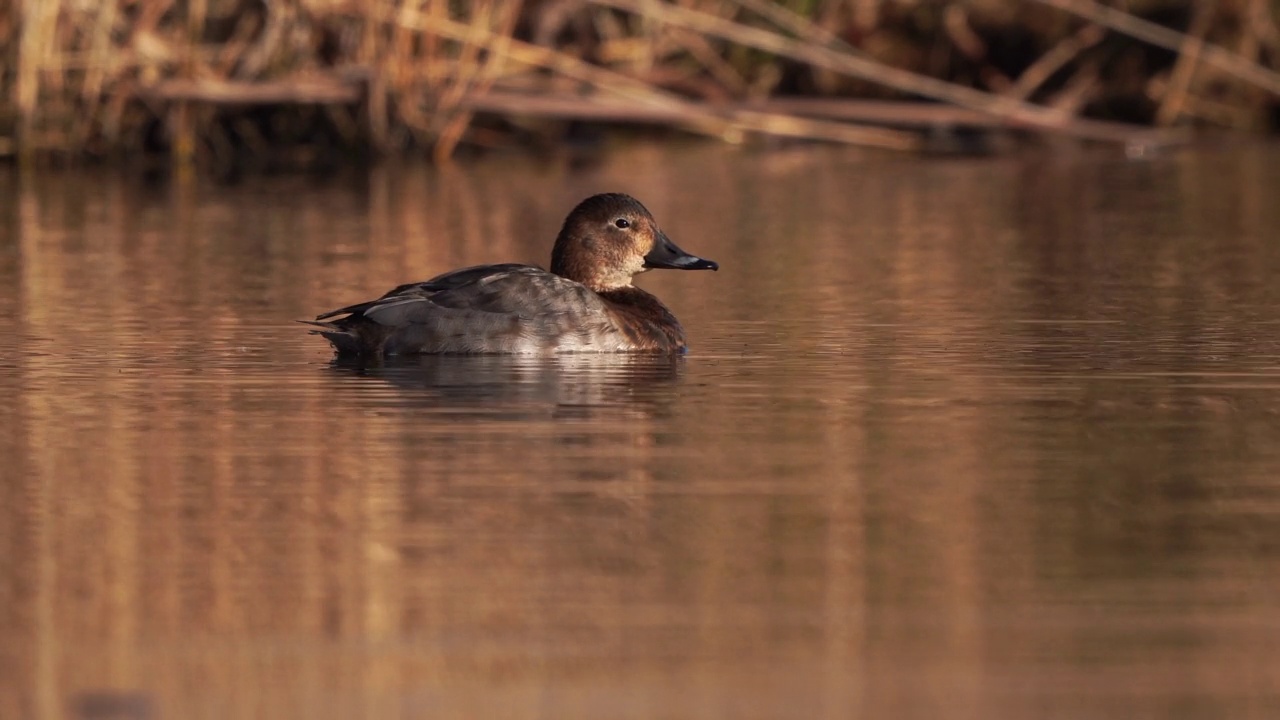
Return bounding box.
[614,218,630,229]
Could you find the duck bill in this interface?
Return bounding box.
[644,232,719,271]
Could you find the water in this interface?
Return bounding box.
[3,141,1280,719]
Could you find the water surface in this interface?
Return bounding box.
[3,142,1280,719]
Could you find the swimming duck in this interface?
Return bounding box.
[304,193,718,356]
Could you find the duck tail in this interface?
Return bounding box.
[297,319,365,356]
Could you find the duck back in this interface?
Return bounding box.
[310,265,660,355]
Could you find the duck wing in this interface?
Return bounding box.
[313,265,625,355]
[314,263,533,320]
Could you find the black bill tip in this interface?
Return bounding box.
[644,233,719,272]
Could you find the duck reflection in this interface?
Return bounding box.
[324,353,684,420]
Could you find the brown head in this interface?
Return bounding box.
[549,193,718,291]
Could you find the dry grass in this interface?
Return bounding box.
[1,0,1278,164]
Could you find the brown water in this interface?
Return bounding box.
[3,142,1280,719]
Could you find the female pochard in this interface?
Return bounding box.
[305,193,717,356]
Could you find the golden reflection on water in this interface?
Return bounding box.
[3,144,1280,719]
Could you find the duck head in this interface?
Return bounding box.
[550,193,718,291]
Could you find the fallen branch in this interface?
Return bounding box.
[1033,0,1280,98]
[389,10,921,150]
[381,7,733,139]
[143,76,363,104]
[741,97,1031,128]
[591,0,1184,146]
[461,90,923,150]
[1006,24,1106,101]
[1155,1,1214,126]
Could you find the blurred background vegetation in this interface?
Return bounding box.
[2,0,1278,170]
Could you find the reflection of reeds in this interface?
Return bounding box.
[2,0,1278,164]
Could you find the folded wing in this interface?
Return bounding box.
[312,265,628,354]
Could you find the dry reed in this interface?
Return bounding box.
[1,0,1277,165]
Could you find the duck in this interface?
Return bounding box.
[303,193,718,356]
